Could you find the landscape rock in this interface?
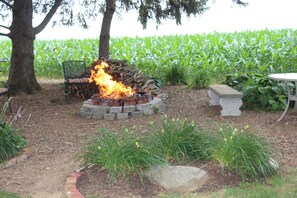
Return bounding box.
[145,165,208,193]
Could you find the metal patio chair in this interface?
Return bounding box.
[62,60,90,102]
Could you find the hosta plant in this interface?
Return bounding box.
[224,73,292,111]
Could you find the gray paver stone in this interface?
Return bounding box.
[144,108,154,115]
[116,112,129,120]
[80,104,93,113]
[83,99,93,105]
[79,111,87,117]
[84,111,93,118]
[136,103,151,111]
[92,113,104,119]
[103,113,116,120]
[150,97,162,107]
[92,106,109,114]
[123,105,136,113]
[109,106,123,113]
[131,111,144,117]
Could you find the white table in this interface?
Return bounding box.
[268,73,297,121]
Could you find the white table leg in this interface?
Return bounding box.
[278,83,291,121]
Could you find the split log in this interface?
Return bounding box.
[88,59,168,99]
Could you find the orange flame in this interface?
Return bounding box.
[89,61,135,99]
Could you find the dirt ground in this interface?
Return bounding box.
[0,80,296,198]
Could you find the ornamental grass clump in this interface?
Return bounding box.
[79,128,166,181]
[150,116,215,162]
[0,121,27,163]
[212,123,278,181]
[0,103,27,163]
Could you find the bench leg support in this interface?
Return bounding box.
[208,90,220,105]
[220,98,242,116]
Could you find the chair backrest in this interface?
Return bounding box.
[62,60,87,80]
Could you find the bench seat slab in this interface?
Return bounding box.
[208,85,243,98]
[208,87,242,116]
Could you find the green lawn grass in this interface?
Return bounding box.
[0,191,22,198]
[217,169,297,198]
[159,169,297,198]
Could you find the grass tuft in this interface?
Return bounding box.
[79,128,166,181]
[80,117,278,182]
[0,103,27,163]
[212,123,278,181]
[150,116,215,162]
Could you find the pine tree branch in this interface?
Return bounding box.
[0,24,9,29]
[0,0,13,9]
[34,0,62,35]
[0,32,8,37]
[233,0,248,7]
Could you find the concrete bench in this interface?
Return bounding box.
[208,84,243,116]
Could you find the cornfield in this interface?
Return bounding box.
[0,29,296,81]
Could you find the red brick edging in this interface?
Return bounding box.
[65,172,85,198]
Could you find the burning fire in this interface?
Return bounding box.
[89,61,135,99]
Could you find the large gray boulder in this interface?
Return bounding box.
[145,165,208,193]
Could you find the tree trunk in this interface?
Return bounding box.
[8,0,41,94]
[99,0,115,59]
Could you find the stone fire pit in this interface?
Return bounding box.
[79,59,166,120]
[80,96,164,120]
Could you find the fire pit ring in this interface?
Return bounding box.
[80,97,164,120]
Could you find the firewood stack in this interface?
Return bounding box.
[89,59,168,100]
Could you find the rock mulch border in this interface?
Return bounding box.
[65,172,84,198]
[0,153,29,170]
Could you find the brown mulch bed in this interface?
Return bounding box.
[0,81,296,198]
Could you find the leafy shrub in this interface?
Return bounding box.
[212,123,278,181]
[79,128,166,180]
[163,64,187,85]
[224,73,291,111]
[188,69,211,89]
[0,102,27,164]
[150,116,215,162]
